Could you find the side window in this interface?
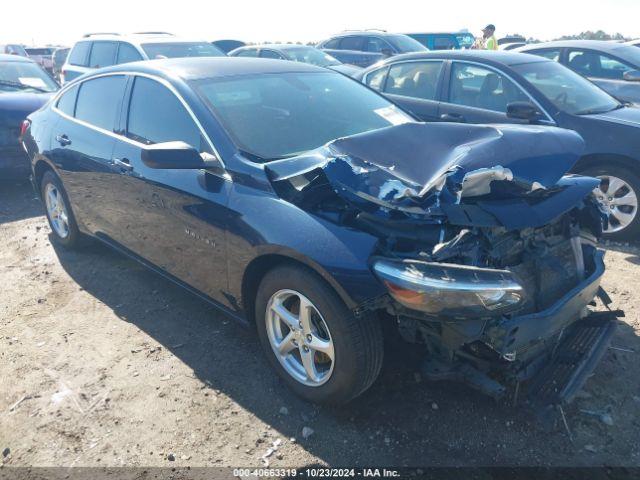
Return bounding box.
[260,50,283,59]
[529,49,561,62]
[365,67,389,91]
[88,42,117,68]
[322,38,340,49]
[385,61,443,100]
[339,36,365,51]
[56,85,79,116]
[116,43,143,64]
[127,76,203,150]
[235,49,258,57]
[365,37,392,53]
[449,63,529,113]
[75,75,126,130]
[568,50,633,80]
[67,42,91,66]
[432,36,456,50]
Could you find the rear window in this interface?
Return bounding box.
[68,42,91,66]
[89,42,117,68]
[26,48,55,56]
[75,75,126,130]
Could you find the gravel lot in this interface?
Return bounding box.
[1,181,639,468]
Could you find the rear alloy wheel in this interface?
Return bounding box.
[41,171,81,248]
[255,264,383,404]
[583,166,640,241]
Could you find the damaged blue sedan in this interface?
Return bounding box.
[22,58,621,410]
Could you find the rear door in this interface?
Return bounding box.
[106,75,231,302]
[438,61,531,123]
[49,75,128,231]
[366,60,445,121]
[88,41,118,69]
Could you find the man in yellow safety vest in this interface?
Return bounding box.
[482,24,498,50]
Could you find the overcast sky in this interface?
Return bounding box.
[3,0,639,46]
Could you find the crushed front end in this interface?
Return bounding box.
[266,122,622,412]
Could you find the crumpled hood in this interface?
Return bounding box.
[265,122,598,231]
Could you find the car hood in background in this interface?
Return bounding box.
[266,122,598,230]
[0,92,53,125]
[327,63,363,76]
[586,105,640,128]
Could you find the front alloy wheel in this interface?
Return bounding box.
[593,175,638,234]
[266,289,335,386]
[255,265,383,404]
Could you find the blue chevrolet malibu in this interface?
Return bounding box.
[0,54,58,179]
[23,58,619,409]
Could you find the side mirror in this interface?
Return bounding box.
[141,141,224,171]
[506,101,542,122]
[623,70,640,82]
[381,48,393,57]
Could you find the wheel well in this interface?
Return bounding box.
[240,254,346,326]
[33,160,54,192]
[574,154,637,174]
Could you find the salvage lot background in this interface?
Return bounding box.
[1,181,639,467]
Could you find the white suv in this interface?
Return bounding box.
[61,32,225,84]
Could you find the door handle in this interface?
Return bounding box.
[113,157,133,172]
[440,113,466,123]
[55,134,71,146]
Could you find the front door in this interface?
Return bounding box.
[107,75,232,305]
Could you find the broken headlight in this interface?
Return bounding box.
[373,259,524,317]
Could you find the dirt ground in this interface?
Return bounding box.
[1,180,639,468]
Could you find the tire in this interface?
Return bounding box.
[40,170,82,248]
[581,165,640,241]
[255,264,383,405]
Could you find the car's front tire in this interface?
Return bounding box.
[582,165,640,241]
[40,170,82,248]
[255,264,383,405]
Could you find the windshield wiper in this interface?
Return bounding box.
[0,80,49,93]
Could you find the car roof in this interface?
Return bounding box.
[89,57,331,81]
[374,50,549,67]
[74,33,208,45]
[404,31,473,35]
[327,31,405,38]
[518,40,640,64]
[519,39,632,52]
[0,53,35,63]
[242,44,314,51]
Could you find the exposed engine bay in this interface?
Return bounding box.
[265,122,621,408]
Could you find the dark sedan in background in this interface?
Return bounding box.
[357,50,640,239]
[517,40,640,105]
[229,44,361,75]
[22,57,618,412]
[0,54,58,179]
[317,31,427,68]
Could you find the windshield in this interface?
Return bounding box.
[194,72,414,160]
[513,60,619,115]
[455,34,475,48]
[0,61,58,93]
[387,35,428,53]
[612,45,640,65]
[283,47,341,67]
[142,42,225,59]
